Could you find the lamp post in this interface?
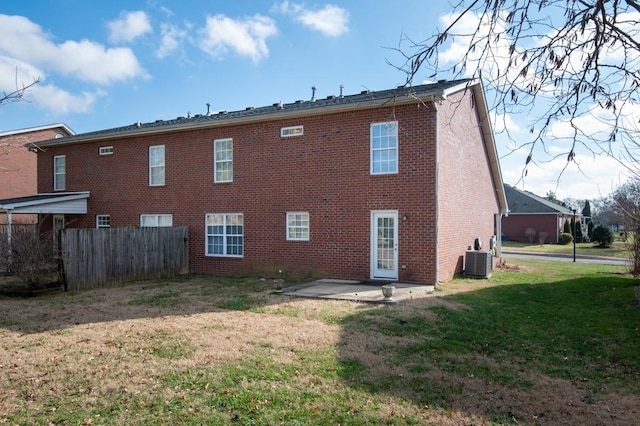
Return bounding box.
[572,208,577,262]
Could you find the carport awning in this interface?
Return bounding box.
[0,192,90,214]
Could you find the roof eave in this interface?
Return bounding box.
[30,85,462,149]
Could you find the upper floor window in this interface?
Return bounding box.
[140,214,173,227]
[53,155,66,191]
[214,139,233,183]
[149,145,165,186]
[96,215,111,228]
[206,213,243,257]
[370,122,398,175]
[99,146,113,156]
[286,212,310,241]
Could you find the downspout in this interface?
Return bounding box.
[432,96,440,285]
[6,210,12,269]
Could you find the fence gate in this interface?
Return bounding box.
[61,226,189,291]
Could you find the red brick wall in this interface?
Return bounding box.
[1,127,70,224]
[37,96,497,284]
[436,90,500,282]
[502,214,562,243]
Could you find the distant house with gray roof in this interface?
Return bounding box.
[502,184,577,243]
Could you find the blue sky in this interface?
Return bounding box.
[0,1,632,202]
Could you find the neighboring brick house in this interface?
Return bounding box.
[0,124,74,224]
[26,79,507,285]
[502,184,577,243]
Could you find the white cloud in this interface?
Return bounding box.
[275,1,349,37]
[0,14,146,85]
[107,11,152,44]
[0,56,101,115]
[156,23,187,59]
[31,85,104,115]
[198,14,277,63]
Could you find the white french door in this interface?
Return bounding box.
[371,211,398,280]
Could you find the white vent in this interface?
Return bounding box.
[465,250,493,277]
[99,146,113,156]
[281,125,303,137]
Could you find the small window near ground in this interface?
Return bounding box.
[99,146,114,156]
[140,214,173,227]
[281,126,303,137]
[206,213,243,257]
[96,215,111,228]
[287,212,310,241]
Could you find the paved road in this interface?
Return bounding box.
[502,250,631,266]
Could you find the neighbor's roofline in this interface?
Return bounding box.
[0,123,74,138]
[31,79,476,148]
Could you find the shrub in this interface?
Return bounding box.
[538,231,548,244]
[558,233,573,245]
[525,228,536,243]
[591,225,614,248]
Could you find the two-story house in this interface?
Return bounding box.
[25,79,507,285]
[0,123,74,224]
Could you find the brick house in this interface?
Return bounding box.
[502,184,577,244]
[24,79,507,285]
[0,123,74,224]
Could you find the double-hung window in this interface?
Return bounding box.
[286,212,310,241]
[214,138,233,183]
[149,145,165,186]
[206,213,243,257]
[53,155,66,191]
[140,214,173,227]
[370,122,398,174]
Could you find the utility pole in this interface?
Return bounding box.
[572,209,577,262]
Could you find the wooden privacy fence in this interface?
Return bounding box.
[61,227,189,291]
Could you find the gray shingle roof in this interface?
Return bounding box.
[33,79,472,147]
[505,184,574,215]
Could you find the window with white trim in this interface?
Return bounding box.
[96,215,111,228]
[99,146,113,155]
[370,121,398,175]
[214,139,233,183]
[53,155,66,191]
[206,213,243,257]
[140,214,173,227]
[149,145,165,186]
[281,125,303,137]
[286,212,310,241]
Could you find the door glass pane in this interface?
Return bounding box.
[377,217,394,270]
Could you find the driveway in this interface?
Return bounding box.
[502,250,631,266]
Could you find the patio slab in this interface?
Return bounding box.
[280,279,435,304]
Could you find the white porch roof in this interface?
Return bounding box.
[0,192,90,215]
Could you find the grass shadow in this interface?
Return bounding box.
[336,271,640,424]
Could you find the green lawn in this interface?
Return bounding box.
[1,260,638,425]
[502,239,630,258]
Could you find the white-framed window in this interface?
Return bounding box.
[370,121,398,175]
[286,212,310,241]
[281,125,304,137]
[214,138,233,183]
[99,146,114,156]
[140,214,173,227]
[206,213,243,257]
[149,145,165,186]
[96,215,111,228]
[53,155,66,191]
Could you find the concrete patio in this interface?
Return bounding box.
[280,278,435,304]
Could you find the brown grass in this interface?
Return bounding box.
[0,274,638,425]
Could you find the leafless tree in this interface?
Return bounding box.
[1,73,39,106]
[394,0,640,178]
[611,178,640,276]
